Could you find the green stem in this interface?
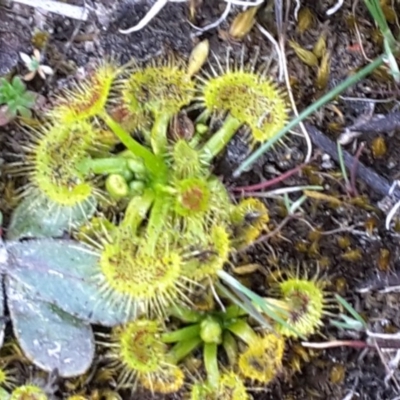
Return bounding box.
[76,157,129,175]
[222,331,238,366]
[233,54,386,177]
[203,343,220,390]
[226,319,258,345]
[200,114,242,163]
[218,270,302,337]
[168,336,202,363]
[220,304,248,320]
[101,111,166,178]
[121,189,155,232]
[364,0,396,46]
[145,194,172,252]
[161,324,201,343]
[151,113,172,155]
[167,304,203,323]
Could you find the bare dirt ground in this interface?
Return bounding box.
[1,0,400,399]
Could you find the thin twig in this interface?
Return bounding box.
[326,0,345,16]
[302,340,368,349]
[349,142,365,197]
[242,213,299,251]
[256,23,284,81]
[12,0,88,20]
[188,0,232,33]
[305,123,400,201]
[351,0,371,62]
[278,2,312,164]
[118,0,186,35]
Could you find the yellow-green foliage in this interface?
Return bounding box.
[276,277,325,338]
[51,61,118,123]
[102,318,187,394]
[10,52,318,398]
[238,334,285,384]
[10,384,47,400]
[200,70,287,143]
[98,229,183,313]
[122,60,196,116]
[26,121,97,207]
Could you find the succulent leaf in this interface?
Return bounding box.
[7,193,96,240]
[5,240,136,326]
[6,277,94,377]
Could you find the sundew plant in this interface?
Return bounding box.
[0,50,328,397]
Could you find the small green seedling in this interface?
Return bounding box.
[0,76,37,125]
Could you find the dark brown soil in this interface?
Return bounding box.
[1,0,400,399]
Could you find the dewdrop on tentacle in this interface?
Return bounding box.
[10,384,48,400]
[103,319,174,391]
[264,269,326,338]
[238,334,285,384]
[174,178,211,218]
[97,228,187,316]
[171,176,232,240]
[181,224,230,282]
[139,363,185,394]
[25,121,98,207]
[170,139,207,179]
[197,56,288,144]
[51,60,119,123]
[121,58,196,116]
[121,57,196,154]
[274,276,326,338]
[218,371,250,399]
[230,198,269,246]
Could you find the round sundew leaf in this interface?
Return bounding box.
[6,276,94,378]
[5,239,138,326]
[7,193,97,240]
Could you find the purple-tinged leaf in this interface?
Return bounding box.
[6,276,94,377]
[7,194,96,240]
[5,239,137,326]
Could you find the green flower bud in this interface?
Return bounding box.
[200,316,222,344]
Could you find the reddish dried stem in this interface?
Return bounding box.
[232,163,306,192]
